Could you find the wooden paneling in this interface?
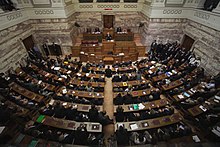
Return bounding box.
[72,46,80,57]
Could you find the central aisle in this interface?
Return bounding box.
[103,77,115,145]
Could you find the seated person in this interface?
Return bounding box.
[105,32,112,40]
[116,27,122,33]
[94,27,100,33]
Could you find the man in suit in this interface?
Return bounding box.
[116,126,129,145]
[88,105,99,122]
[105,32,112,40]
[105,66,112,78]
[42,42,49,56]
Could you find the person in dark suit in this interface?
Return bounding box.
[116,27,122,33]
[88,104,99,122]
[105,32,112,40]
[42,42,49,56]
[105,66,112,78]
[74,125,89,145]
[116,126,129,145]
[114,93,124,105]
[115,106,125,122]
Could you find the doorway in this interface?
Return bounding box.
[103,15,114,28]
[181,35,195,51]
[22,35,35,51]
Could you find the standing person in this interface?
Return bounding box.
[105,66,112,78]
[42,42,49,56]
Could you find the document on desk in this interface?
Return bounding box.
[138,103,145,110]
[130,123,138,130]
[54,67,60,71]
[212,129,220,137]
[192,135,201,142]
[199,105,207,112]
[183,92,190,97]
[49,99,55,105]
[0,126,5,134]
[178,94,184,99]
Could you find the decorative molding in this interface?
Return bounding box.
[194,11,210,20]
[6,11,23,21]
[79,5,93,8]
[34,9,54,15]
[163,9,182,14]
[97,5,120,8]
[124,5,137,8]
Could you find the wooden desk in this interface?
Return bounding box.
[188,98,217,117]
[5,100,30,117]
[49,99,103,112]
[102,40,115,54]
[172,83,205,102]
[69,79,105,87]
[15,68,56,92]
[9,82,45,103]
[114,32,134,41]
[58,87,104,99]
[30,64,66,84]
[113,79,150,87]
[161,80,184,91]
[113,98,169,113]
[115,113,182,131]
[103,56,114,64]
[83,33,102,42]
[113,87,157,98]
[79,72,105,79]
[33,115,102,133]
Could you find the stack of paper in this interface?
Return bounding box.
[130,124,138,130]
[138,103,145,109]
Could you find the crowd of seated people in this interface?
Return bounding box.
[24,121,104,146]
[116,122,191,146]
[112,72,142,82]
[53,92,103,105]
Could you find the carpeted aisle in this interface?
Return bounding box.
[103,77,115,146]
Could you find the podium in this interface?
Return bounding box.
[103,28,114,39]
[102,39,115,54]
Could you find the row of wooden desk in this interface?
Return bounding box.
[115,113,183,131]
[9,82,45,103]
[113,87,157,98]
[172,83,205,102]
[33,115,102,133]
[58,87,104,99]
[187,97,218,117]
[113,79,150,87]
[30,64,66,84]
[69,78,105,87]
[48,98,169,113]
[15,68,56,92]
